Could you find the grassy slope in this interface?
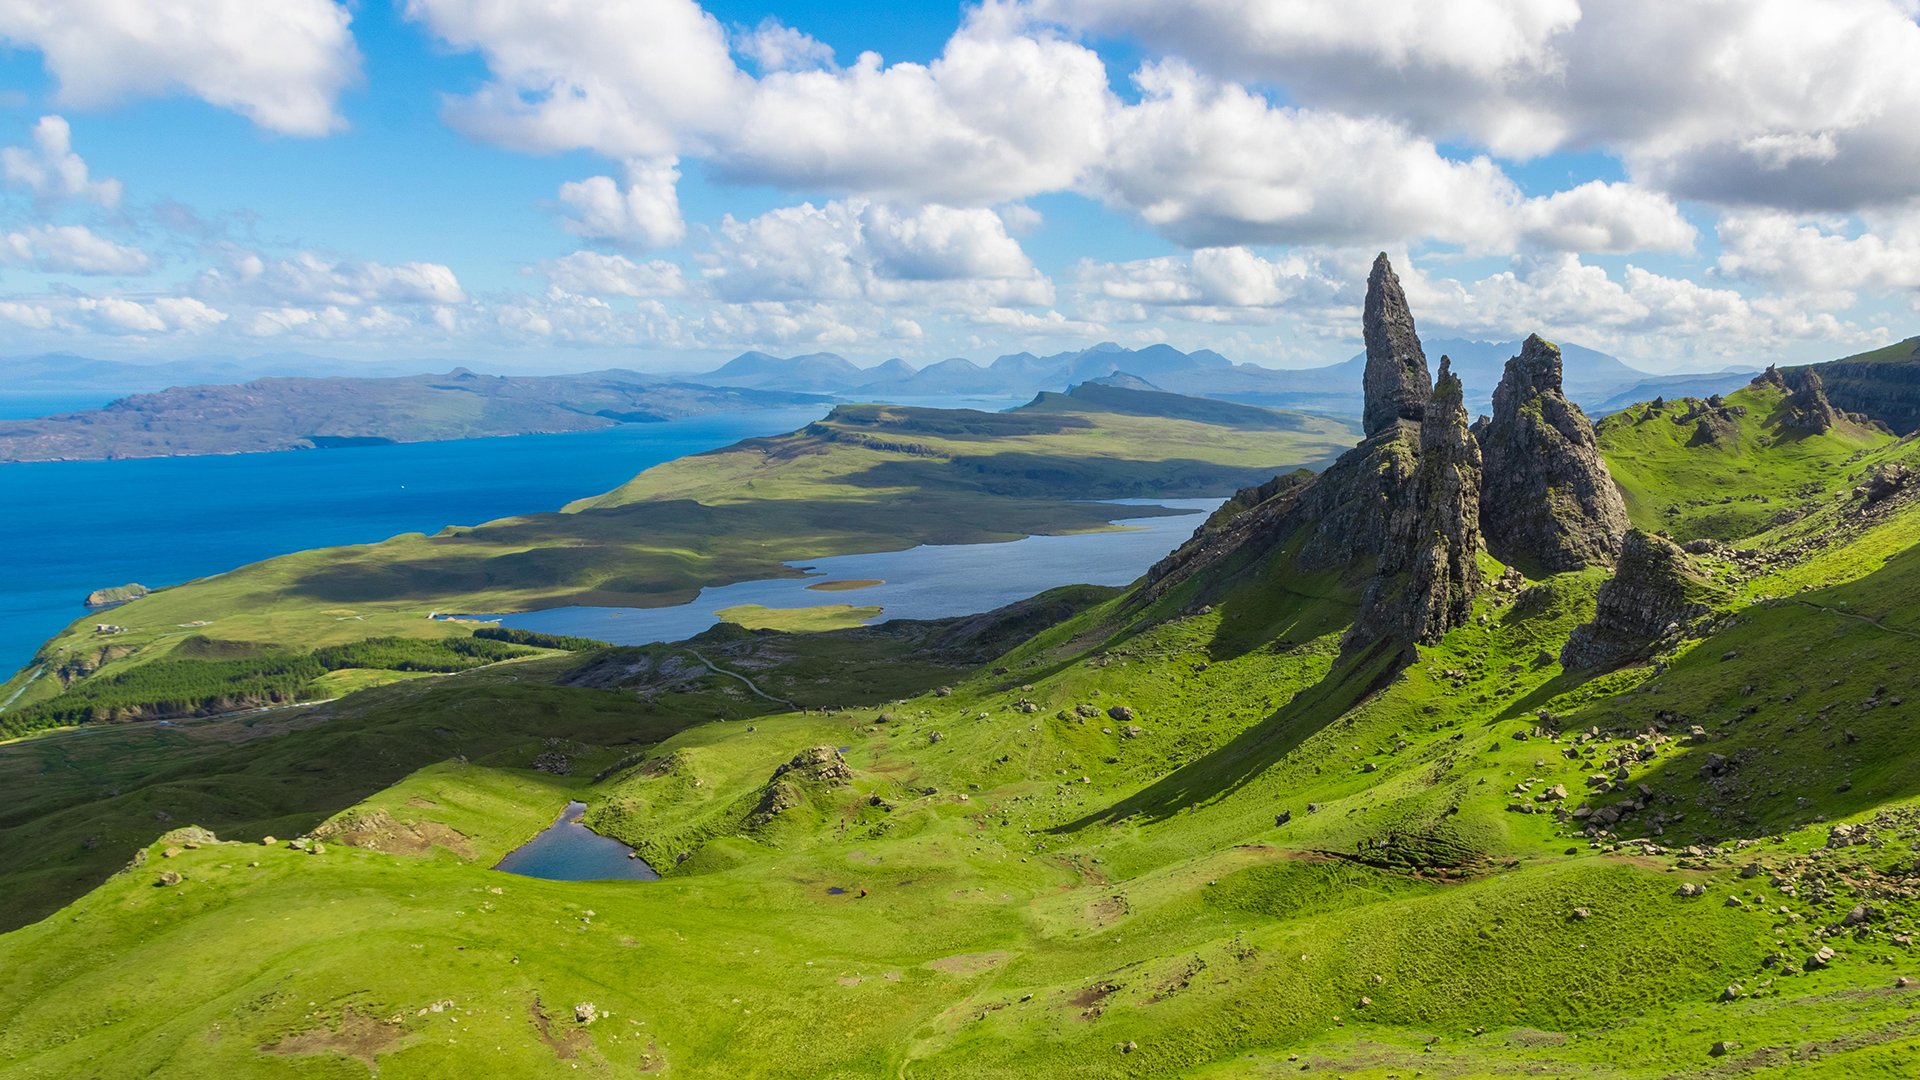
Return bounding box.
[3,387,1920,1076]
[0,400,1356,719]
[1594,382,1891,542]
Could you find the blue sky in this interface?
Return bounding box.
[0,0,1917,375]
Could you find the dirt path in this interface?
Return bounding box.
[0,666,43,712]
[685,650,796,708]
[1794,600,1920,641]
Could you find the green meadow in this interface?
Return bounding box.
[1,380,1917,1077]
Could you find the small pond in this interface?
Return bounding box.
[492,801,660,881]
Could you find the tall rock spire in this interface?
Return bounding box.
[1362,253,1433,437]
[1478,335,1629,573]
[1348,356,1484,649]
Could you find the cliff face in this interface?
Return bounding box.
[1348,357,1484,647]
[1560,530,1715,671]
[1478,336,1629,573]
[1810,338,1920,435]
[1361,253,1433,438]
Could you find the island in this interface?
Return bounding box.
[0,369,829,463]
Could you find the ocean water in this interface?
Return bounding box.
[480,498,1219,645]
[0,405,830,678]
[0,392,115,420]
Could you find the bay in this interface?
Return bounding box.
[0,406,830,678]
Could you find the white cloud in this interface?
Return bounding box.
[202,251,467,307]
[0,116,121,206]
[716,22,1113,204]
[538,251,686,298]
[1516,181,1697,254]
[0,0,359,136]
[557,158,687,249]
[1413,253,1882,362]
[1077,246,1352,312]
[405,0,744,159]
[1716,210,1920,299]
[0,292,226,335]
[407,1,1111,205]
[1035,0,1920,214]
[0,224,151,274]
[241,304,422,340]
[406,0,1733,256]
[1098,62,1521,248]
[735,17,835,73]
[703,199,1052,308]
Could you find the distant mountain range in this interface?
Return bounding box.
[0,339,1763,451]
[683,340,1760,417]
[0,370,827,463]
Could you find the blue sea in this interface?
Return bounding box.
[0,403,831,678]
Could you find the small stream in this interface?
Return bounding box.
[492,801,660,881]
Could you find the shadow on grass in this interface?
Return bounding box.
[1053,636,1402,830]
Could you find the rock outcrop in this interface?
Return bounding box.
[84,583,149,608]
[1561,531,1716,670]
[1478,335,1629,572]
[1753,365,1841,432]
[1349,357,1484,647]
[1361,253,1432,437]
[749,746,853,825]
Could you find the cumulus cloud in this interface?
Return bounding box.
[0,0,360,136]
[241,304,424,340]
[537,251,686,298]
[1414,253,1882,361]
[1098,63,1521,248]
[557,158,687,249]
[0,116,121,206]
[702,199,1052,308]
[405,0,744,159]
[1716,210,1920,299]
[1035,0,1920,214]
[406,0,1113,205]
[0,292,226,335]
[1515,181,1697,254]
[735,17,835,73]
[407,1,1713,256]
[0,224,151,274]
[1076,246,1352,313]
[201,251,467,307]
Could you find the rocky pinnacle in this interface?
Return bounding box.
[1478,335,1629,573]
[1361,253,1432,437]
[1348,356,1484,649]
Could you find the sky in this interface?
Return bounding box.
[0,0,1918,376]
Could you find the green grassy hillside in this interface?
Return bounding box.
[2,369,1918,1076]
